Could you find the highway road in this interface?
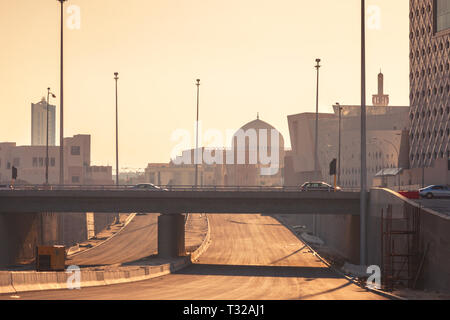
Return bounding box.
[415,199,450,216]
[4,214,386,300]
[68,214,159,266]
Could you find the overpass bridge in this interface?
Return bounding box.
[0,185,364,258]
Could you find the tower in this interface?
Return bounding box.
[372,71,390,107]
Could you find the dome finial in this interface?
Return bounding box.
[257,112,259,120]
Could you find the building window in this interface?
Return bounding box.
[33,157,38,167]
[39,157,44,167]
[6,162,10,169]
[434,0,450,33]
[71,146,81,155]
[50,158,55,167]
[72,176,80,183]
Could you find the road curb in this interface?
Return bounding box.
[190,214,211,262]
[68,213,137,257]
[273,215,406,301]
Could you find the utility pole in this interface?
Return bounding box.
[313,59,321,236]
[337,103,342,186]
[360,0,368,266]
[314,59,321,176]
[58,0,67,185]
[114,72,119,186]
[195,79,200,188]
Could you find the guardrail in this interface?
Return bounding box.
[2,184,362,193]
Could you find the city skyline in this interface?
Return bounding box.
[0,0,409,169]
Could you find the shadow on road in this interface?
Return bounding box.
[176,263,342,279]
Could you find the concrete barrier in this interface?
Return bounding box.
[190,214,211,262]
[0,272,14,294]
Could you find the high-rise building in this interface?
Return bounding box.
[31,98,56,146]
[409,0,449,169]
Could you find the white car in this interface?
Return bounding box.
[131,183,167,191]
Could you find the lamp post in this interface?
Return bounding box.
[336,103,343,186]
[57,0,67,186]
[314,59,321,176]
[312,59,322,236]
[195,79,200,188]
[360,0,367,266]
[114,72,119,186]
[46,88,56,185]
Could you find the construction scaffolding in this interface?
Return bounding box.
[381,203,421,291]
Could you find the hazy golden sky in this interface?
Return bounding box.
[0,0,409,169]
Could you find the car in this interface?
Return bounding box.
[419,185,450,199]
[131,183,167,191]
[299,181,342,192]
[0,184,13,190]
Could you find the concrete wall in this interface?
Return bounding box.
[0,213,41,266]
[368,188,450,293]
[316,214,360,264]
[278,188,450,293]
[418,208,450,292]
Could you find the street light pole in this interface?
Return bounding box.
[46,88,56,185]
[360,0,368,266]
[195,79,200,188]
[313,59,321,236]
[114,72,119,186]
[58,0,67,186]
[336,103,342,186]
[314,59,321,176]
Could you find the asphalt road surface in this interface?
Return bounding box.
[7,214,386,300]
[68,214,158,266]
[415,199,450,215]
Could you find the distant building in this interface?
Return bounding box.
[227,117,285,187]
[31,98,56,146]
[286,73,410,188]
[145,117,285,187]
[408,0,449,185]
[0,134,113,185]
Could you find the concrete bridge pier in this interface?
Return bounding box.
[157,213,185,258]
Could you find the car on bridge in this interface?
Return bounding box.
[299,182,342,192]
[419,185,450,199]
[131,183,168,191]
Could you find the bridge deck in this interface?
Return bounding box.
[0,189,363,215]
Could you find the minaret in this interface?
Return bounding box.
[372,71,389,107]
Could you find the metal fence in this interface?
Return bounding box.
[5,184,361,193]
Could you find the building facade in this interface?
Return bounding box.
[409,0,449,169]
[0,134,112,185]
[286,73,410,188]
[145,118,285,187]
[31,98,56,146]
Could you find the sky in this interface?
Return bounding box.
[0,0,410,170]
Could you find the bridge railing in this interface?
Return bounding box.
[5,184,361,193]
